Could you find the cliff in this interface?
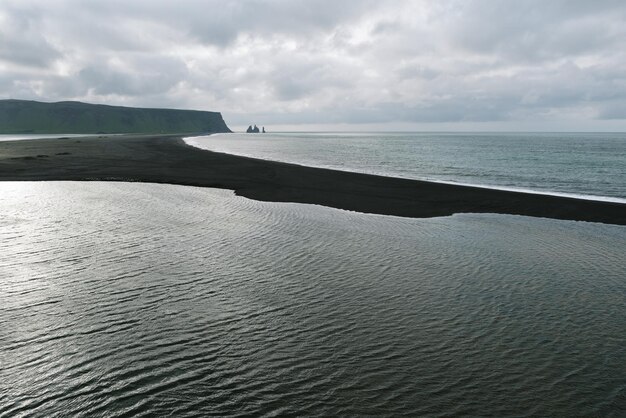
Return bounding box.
[0,99,232,134]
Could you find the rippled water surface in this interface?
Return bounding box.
[186,132,626,201]
[0,134,100,141]
[1,182,625,417]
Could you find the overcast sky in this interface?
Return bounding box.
[1,0,625,131]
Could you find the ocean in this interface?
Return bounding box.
[1,181,625,417]
[186,132,626,202]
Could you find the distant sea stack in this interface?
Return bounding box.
[246,124,266,133]
[0,99,232,134]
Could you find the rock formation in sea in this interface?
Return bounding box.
[246,124,261,133]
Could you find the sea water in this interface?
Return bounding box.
[186,132,626,202]
[0,182,624,417]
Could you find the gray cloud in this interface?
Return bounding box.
[599,101,626,119]
[77,56,188,96]
[0,7,62,67]
[1,0,625,129]
[447,1,625,62]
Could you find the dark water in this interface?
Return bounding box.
[1,182,625,417]
[187,132,626,202]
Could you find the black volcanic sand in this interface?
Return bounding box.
[0,134,624,225]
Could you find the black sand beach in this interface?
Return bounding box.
[0,134,624,225]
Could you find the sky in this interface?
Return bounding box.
[1,0,625,131]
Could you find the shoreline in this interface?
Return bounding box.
[183,135,626,205]
[0,134,625,225]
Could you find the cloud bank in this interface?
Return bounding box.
[1,0,625,130]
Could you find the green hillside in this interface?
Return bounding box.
[0,99,231,134]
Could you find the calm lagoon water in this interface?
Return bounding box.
[186,132,626,202]
[0,134,100,141]
[1,182,624,417]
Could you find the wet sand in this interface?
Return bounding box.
[0,134,624,225]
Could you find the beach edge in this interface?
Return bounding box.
[1,134,624,225]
